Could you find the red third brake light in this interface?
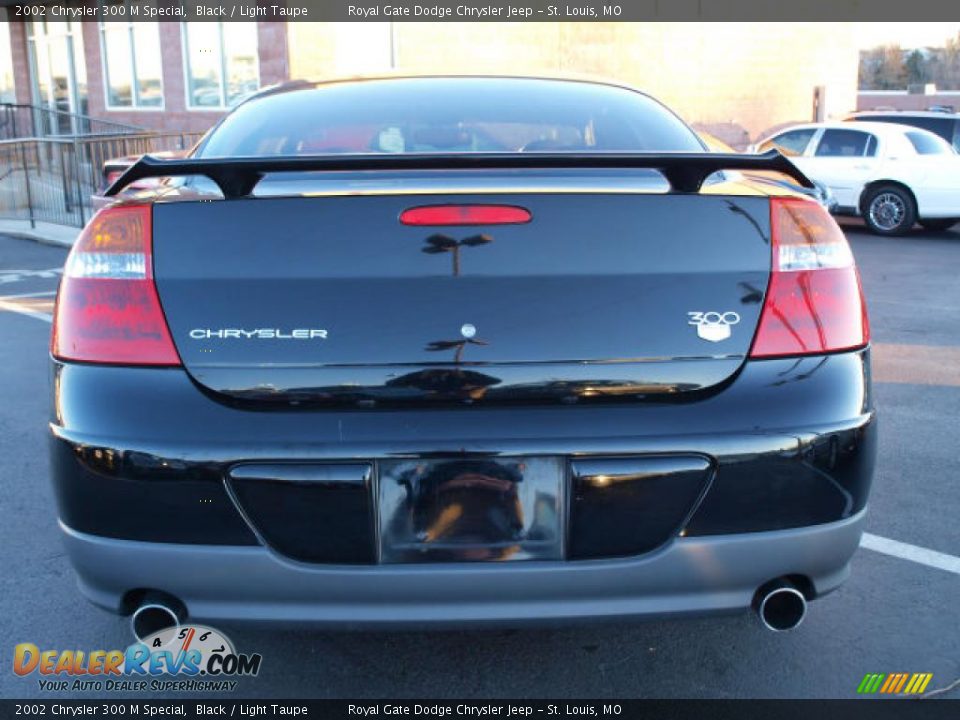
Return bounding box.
[400,204,532,226]
[52,205,180,366]
[749,197,870,358]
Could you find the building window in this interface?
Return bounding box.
[183,23,259,109]
[99,17,163,108]
[26,20,89,134]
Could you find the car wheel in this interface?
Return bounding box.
[863,185,917,236]
[918,218,957,232]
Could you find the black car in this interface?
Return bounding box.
[846,110,960,152]
[50,77,875,634]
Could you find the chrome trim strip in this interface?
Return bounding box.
[260,172,671,198]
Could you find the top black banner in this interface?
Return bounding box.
[1,0,959,22]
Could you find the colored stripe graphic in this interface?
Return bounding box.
[857,672,933,694]
[894,673,909,693]
[905,674,934,694]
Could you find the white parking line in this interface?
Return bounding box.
[0,268,62,284]
[0,290,57,298]
[0,296,53,322]
[861,532,960,576]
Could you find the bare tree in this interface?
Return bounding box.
[859,44,908,90]
[905,50,928,85]
[935,32,960,89]
[859,35,960,91]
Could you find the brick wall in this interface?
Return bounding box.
[857,92,960,112]
[5,19,33,105]
[390,23,860,140]
[4,20,858,142]
[258,22,289,85]
[287,22,859,141]
[288,23,390,77]
[84,22,222,133]
[2,18,287,135]
[84,22,287,133]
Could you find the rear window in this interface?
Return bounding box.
[197,78,704,158]
[905,131,954,155]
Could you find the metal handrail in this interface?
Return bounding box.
[0,131,178,147]
[0,131,204,228]
[0,102,146,140]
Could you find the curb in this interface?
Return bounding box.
[0,221,78,248]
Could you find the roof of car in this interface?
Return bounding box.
[764,120,944,139]
[241,73,653,100]
[849,110,959,119]
[228,74,672,121]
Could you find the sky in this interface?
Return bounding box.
[855,22,960,50]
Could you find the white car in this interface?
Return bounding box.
[751,121,960,235]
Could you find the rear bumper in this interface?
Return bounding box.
[49,350,876,625]
[61,510,864,627]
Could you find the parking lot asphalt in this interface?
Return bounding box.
[0,222,957,700]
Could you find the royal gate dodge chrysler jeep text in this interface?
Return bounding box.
[50,77,875,634]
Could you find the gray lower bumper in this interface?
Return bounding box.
[60,510,865,628]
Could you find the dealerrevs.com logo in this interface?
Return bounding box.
[13,625,262,693]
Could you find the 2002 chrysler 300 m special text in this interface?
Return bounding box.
[49,76,876,634]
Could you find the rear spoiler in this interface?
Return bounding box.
[105,150,814,199]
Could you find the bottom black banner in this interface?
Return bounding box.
[1,700,958,720]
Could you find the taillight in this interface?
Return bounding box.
[400,205,532,226]
[749,197,869,358]
[52,205,180,366]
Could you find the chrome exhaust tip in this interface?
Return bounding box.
[754,580,808,632]
[131,601,182,643]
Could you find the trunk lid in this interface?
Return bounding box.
[152,190,771,406]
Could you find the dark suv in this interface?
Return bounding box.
[846,110,960,152]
